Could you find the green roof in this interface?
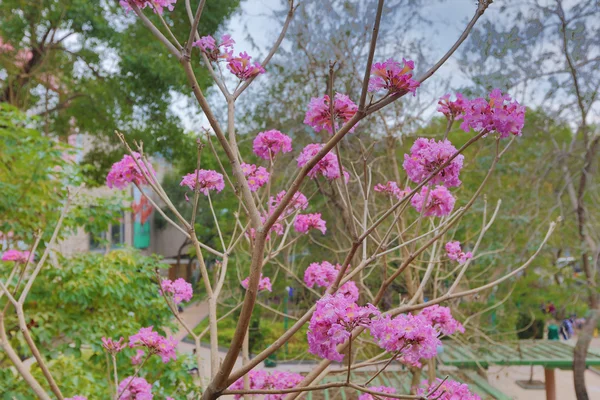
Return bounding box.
[307,369,510,400]
[438,340,600,369]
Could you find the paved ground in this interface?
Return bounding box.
[172,304,600,399]
[487,365,600,400]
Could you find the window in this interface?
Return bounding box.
[89,212,125,252]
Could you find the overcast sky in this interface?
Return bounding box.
[173,0,484,131]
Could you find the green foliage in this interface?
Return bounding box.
[0,0,240,182]
[0,103,124,246]
[0,104,78,243]
[0,250,195,398]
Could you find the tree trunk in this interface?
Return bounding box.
[574,308,598,400]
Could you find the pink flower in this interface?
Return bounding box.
[268,190,309,217]
[369,313,441,367]
[228,370,304,400]
[247,212,285,241]
[304,261,340,289]
[107,152,156,190]
[227,52,265,81]
[65,397,87,400]
[265,371,304,400]
[241,163,270,192]
[180,169,225,195]
[194,35,216,52]
[129,326,177,363]
[241,273,272,292]
[160,278,193,304]
[460,89,525,138]
[119,0,176,15]
[304,93,358,134]
[0,37,14,53]
[338,281,359,302]
[193,34,235,61]
[1,249,30,263]
[101,337,125,354]
[417,379,481,400]
[358,386,396,400]
[368,58,419,95]
[373,181,412,200]
[156,335,177,363]
[303,262,358,301]
[411,186,455,217]
[420,305,465,336]
[131,349,145,365]
[308,293,380,361]
[438,93,467,120]
[14,49,33,69]
[294,213,326,235]
[228,370,269,400]
[403,138,464,188]
[445,241,473,264]
[297,143,348,181]
[253,130,293,160]
[117,376,153,400]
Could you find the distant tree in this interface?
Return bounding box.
[0,250,190,398]
[459,1,600,397]
[0,0,239,183]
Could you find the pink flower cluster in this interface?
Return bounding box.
[445,241,473,264]
[374,181,412,201]
[119,0,176,15]
[227,52,266,81]
[303,261,359,302]
[117,376,153,400]
[369,313,441,366]
[368,58,419,95]
[180,169,225,195]
[107,152,156,190]
[0,37,15,53]
[247,212,284,241]
[248,190,310,240]
[304,93,358,134]
[438,93,467,120]
[253,130,293,160]
[101,336,125,354]
[420,305,465,336]
[160,278,193,304]
[131,349,145,365]
[308,293,379,361]
[229,370,304,400]
[241,163,270,192]
[416,378,481,400]
[358,386,396,400]
[269,190,309,218]
[460,89,525,138]
[403,138,464,188]
[304,261,340,288]
[193,34,235,61]
[337,281,359,302]
[1,249,30,263]
[241,273,272,292]
[294,213,327,235]
[411,186,455,217]
[129,326,176,363]
[193,34,265,81]
[297,143,348,181]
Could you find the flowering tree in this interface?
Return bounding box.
[0,1,560,399]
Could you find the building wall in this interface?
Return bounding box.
[58,134,183,259]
